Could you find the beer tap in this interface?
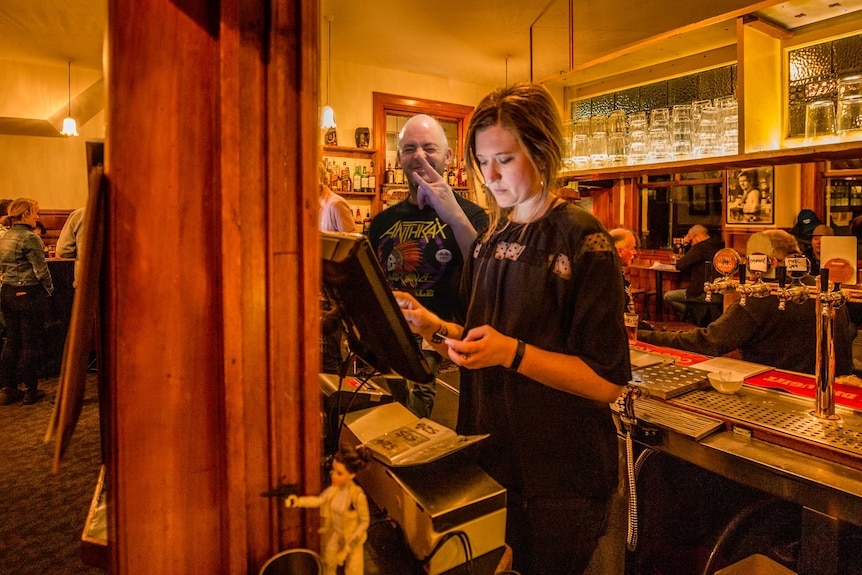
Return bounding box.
[704,248,741,303]
[814,267,845,420]
[776,255,811,310]
[737,253,772,307]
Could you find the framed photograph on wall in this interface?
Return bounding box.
[726,167,774,226]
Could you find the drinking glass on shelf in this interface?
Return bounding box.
[805,100,837,141]
[561,119,575,170]
[837,76,862,134]
[573,134,590,169]
[575,116,591,137]
[608,133,627,165]
[697,105,721,157]
[590,114,607,136]
[628,112,648,165]
[671,104,693,159]
[720,101,739,155]
[608,110,627,135]
[648,128,672,162]
[589,132,608,167]
[649,107,670,131]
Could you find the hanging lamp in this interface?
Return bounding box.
[320,16,337,130]
[60,62,78,137]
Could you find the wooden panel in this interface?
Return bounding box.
[106,0,320,572]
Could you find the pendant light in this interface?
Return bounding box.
[60,62,78,137]
[320,16,337,130]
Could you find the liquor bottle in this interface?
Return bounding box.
[394,159,404,184]
[341,161,352,192]
[361,165,370,193]
[353,164,362,192]
[355,208,362,224]
[329,161,340,192]
[385,162,395,184]
[447,165,457,186]
[362,210,371,234]
[368,161,377,192]
[458,159,467,187]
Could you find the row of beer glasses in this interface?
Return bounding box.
[563,96,739,169]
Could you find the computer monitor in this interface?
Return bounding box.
[321,231,435,384]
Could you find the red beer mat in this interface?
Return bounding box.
[745,370,862,411]
[630,341,710,366]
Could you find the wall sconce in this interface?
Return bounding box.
[321,16,336,130]
[60,62,78,137]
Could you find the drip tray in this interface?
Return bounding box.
[671,386,862,459]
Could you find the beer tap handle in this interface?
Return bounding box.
[820,268,830,293]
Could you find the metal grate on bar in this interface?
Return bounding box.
[673,389,862,458]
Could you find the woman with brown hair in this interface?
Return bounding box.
[0,198,53,405]
[394,83,630,575]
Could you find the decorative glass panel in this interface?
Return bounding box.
[640,81,668,111]
[669,75,698,106]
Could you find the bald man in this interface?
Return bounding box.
[367,114,488,417]
[609,228,638,312]
[664,224,724,320]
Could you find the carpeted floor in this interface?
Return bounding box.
[0,374,105,575]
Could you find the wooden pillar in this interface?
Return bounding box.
[105,0,321,572]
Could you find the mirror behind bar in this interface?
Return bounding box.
[321,231,434,384]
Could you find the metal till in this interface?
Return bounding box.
[672,387,862,458]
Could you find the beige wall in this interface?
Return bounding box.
[0,60,104,209]
[321,57,494,147]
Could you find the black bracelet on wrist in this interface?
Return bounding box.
[430,323,448,344]
[509,339,526,372]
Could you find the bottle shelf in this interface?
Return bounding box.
[322,145,375,158]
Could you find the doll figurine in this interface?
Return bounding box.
[286,446,370,575]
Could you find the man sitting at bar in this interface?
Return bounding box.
[640,230,854,375]
[663,224,723,323]
[610,227,638,311]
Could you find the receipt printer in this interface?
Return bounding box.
[342,402,507,574]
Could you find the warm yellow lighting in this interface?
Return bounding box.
[321,16,336,130]
[61,117,79,137]
[321,105,336,130]
[61,61,79,137]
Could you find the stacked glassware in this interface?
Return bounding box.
[561,95,739,171]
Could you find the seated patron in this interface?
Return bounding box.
[663,225,723,320]
[802,224,833,275]
[610,227,637,311]
[640,230,854,376]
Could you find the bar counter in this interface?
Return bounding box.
[619,343,862,574]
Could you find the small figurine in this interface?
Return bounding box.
[286,445,370,575]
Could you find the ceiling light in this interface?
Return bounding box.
[60,62,78,137]
[321,16,336,130]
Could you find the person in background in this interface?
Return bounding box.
[663,224,724,321]
[319,162,356,234]
[791,208,821,254]
[367,114,488,418]
[640,230,853,375]
[56,207,86,259]
[394,83,630,575]
[0,199,11,237]
[610,227,638,311]
[0,199,54,405]
[803,223,834,275]
[319,161,356,374]
[739,169,761,220]
[849,213,862,261]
